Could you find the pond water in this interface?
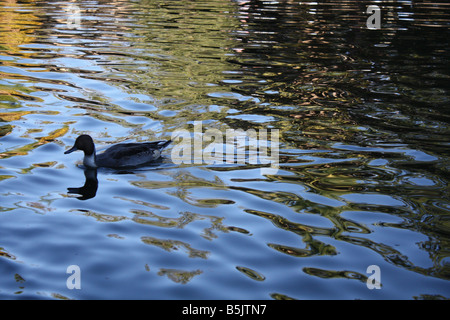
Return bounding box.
[0,0,449,300]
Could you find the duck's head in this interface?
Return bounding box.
[65,134,95,156]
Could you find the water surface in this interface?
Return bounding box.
[0,0,449,299]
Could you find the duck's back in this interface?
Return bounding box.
[97,140,170,168]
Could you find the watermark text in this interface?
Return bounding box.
[171,122,280,174]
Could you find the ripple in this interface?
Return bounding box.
[236,266,266,281]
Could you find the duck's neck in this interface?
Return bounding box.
[83,150,97,168]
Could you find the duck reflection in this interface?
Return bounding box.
[67,168,98,200]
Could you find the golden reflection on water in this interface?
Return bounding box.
[0,0,41,53]
[158,268,203,285]
[141,236,209,259]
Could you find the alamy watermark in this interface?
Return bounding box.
[366,265,381,289]
[65,3,381,31]
[64,264,381,291]
[65,3,81,29]
[66,265,81,289]
[171,121,280,174]
[366,5,381,30]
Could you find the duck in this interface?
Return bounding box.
[64,134,171,168]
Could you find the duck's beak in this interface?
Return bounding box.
[64,146,78,154]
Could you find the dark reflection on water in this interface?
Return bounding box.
[67,168,98,200]
[0,0,449,299]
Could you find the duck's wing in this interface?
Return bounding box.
[97,140,171,167]
[142,140,172,150]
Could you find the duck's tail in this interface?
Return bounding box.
[157,139,172,149]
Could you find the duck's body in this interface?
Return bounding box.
[65,134,171,168]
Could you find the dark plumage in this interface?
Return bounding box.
[64,134,171,168]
